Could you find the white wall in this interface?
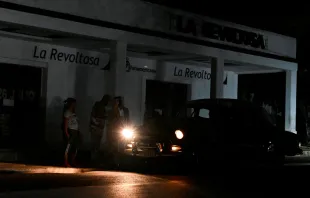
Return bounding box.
[0,37,109,148]
[122,57,157,125]
[0,37,238,149]
[159,62,238,100]
[124,58,238,126]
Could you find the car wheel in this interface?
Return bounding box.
[196,154,200,166]
[274,152,285,165]
[113,152,123,170]
[194,153,212,171]
[195,153,204,168]
[191,155,201,173]
[265,151,285,167]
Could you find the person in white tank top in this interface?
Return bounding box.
[63,98,80,167]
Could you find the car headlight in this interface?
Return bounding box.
[121,128,134,139]
[171,145,182,152]
[175,130,184,139]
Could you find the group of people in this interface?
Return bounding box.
[62,95,130,167]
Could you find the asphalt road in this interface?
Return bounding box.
[0,161,309,198]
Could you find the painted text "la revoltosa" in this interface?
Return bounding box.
[33,46,100,66]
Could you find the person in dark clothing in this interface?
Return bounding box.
[105,97,130,151]
[262,99,277,126]
[90,95,111,162]
[114,96,130,125]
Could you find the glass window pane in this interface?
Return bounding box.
[199,109,209,118]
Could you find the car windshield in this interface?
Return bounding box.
[176,102,275,127]
[179,107,211,119]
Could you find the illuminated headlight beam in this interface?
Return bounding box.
[121,128,134,139]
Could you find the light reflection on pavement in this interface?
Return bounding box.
[0,160,309,198]
[0,184,210,198]
[0,171,212,198]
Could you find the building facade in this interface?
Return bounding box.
[0,0,297,150]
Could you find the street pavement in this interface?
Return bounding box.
[0,157,309,198]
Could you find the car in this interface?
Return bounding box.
[113,123,186,169]
[114,99,302,168]
[176,99,302,166]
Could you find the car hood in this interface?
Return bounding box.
[139,117,202,140]
[138,118,181,136]
[141,117,277,144]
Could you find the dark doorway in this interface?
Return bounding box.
[144,80,188,122]
[0,63,42,150]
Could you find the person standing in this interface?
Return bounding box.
[262,99,277,126]
[107,98,121,142]
[90,95,111,162]
[62,98,80,167]
[115,96,130,125]
[249,93,255,103]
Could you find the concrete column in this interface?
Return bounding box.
[210,57,224,99]
[156,60,166,81]
[285,70,297,133]
[108,41,127,97]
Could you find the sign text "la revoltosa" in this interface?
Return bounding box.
[33,46,100,66]
[174,67,211,80]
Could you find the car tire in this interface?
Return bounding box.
[265,151,285,167]
[195,154,200,166]
[194,154,215,172]
[274,152,285,165]
[195,153,205,169]
[113,152,123,170]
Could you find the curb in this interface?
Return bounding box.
[0,163,95,174]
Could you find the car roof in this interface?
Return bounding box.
[186,99,256,109]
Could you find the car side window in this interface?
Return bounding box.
[199,108,210,118]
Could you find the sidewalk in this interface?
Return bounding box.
[0,162,94,174]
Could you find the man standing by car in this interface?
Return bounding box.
[262,99,277,126]
[115,96,130,125]
[90,94,111,163]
